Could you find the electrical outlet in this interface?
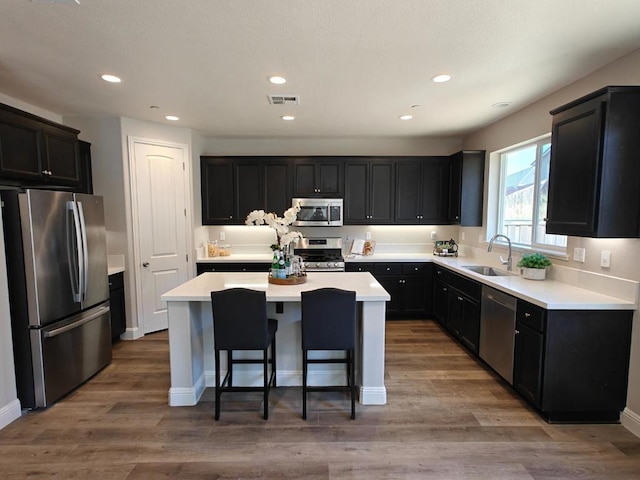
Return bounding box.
[600,250,611,268]
[219,232,225,241]
[573,247,586,263]
[460,231,465,241]
[430,231,437,240]
[365,231,372,240]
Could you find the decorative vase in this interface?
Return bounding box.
[521,267,546,280]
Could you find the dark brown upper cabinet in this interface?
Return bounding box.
[448,150,485,226]
[201,156,290,225]
[344,158,394,224]
[0,103,80,188]
[395,156,450,224]
[546,86,640,238]
[292,157,343,197]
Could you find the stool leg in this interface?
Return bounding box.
[263,349,269,420]
[349,349,356,420]
[271,335,277,388]
[302,350,308,420]
[227,350,233,387]
[215,349,221,421]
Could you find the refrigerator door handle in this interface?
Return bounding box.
[67,201,83,303]
[43,304,110,338]
[77,201,89,302]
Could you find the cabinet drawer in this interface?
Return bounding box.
[402,262,428,275]
[108,272,124,291]
[447,272,481,301]
[375,263,402,275]
[433,266,450,283]
[516,299,545,332]
[346,263,374,273]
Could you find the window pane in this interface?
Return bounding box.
[535,143,567,247]
[502,145,536,246]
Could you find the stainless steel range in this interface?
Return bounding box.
[294,237,345,271]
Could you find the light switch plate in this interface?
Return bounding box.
[365,231,372,240]
[460,231,466,241]
[573,247,586,263]
[430,231,437,240]
[219,232,226,241]
[601,250,611,268]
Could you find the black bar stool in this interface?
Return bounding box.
[301,287,357,420]
[211,288,277,420]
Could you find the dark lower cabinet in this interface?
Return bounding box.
[108,272,126,344]
[197,262,270,275]
[513,299,633,423]
[433,265,481,353]
[346,262,432,318]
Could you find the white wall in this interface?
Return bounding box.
[462,48,640,436]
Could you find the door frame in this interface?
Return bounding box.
[127,136,193,336]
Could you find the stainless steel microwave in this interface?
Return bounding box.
[292,198,343,226]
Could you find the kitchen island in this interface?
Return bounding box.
[160,272,391,407]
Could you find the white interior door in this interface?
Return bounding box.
[132,140,189,334]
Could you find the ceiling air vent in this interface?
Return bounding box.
[268,95,300,106]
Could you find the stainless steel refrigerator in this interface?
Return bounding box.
[2,189,112,409]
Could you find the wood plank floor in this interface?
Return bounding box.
[1,320,639,479]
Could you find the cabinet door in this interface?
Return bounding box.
[421,157,450,224]
[344,162,368,223]
[292,159,316,195]
[402,277,427,315]
[0,112,43,180]
[546,97,603,236]
[448,152,462,224]
[201,158,234,224]
[317,160,342,195]
[370,160,394,223]
[447,289,464,335]
[513,322,544,406]
[43,127,80,185]
[235,161,262,221]
[108,273,126,344]
[395,161,422,223]
[459,298,480,354]
[78,140,93,194]
[264,161,290,215]
[432,280,448,326]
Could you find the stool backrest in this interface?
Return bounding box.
[211,288,269,350]
[301,288,356,350]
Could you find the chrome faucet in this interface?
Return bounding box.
[488,234,512,271]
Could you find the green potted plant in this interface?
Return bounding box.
[517,252,552,280]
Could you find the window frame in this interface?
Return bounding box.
[491,134,567,256]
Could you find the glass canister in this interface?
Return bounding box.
[218,244,232,256]
[207,240,219,257]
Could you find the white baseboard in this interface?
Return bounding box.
[621,407,640,439]
[360,386,387,405]
[120,326,143,341]
[168,372,206,406]
[0,399,22,430]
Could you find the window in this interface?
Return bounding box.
[496,136,567,251]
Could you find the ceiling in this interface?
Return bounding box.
[2,0,640,139]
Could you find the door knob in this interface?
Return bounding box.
[142,262,149,267]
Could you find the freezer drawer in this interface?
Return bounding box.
[30,303,112,408]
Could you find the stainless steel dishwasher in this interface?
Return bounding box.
[479,285,517,384]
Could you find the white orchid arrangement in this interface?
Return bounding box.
[245,204,303,249]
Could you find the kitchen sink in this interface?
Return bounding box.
[462,265,513,276]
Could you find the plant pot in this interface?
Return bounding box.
[521,267,546,280]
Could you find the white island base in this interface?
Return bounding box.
[161,272,391,407]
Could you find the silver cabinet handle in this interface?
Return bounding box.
[524,312,531,317]
[515,330,520,335]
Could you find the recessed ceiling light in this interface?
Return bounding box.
[269,76,287,85]
[492,101,512,108]
[281,115,295,121]
[100,74,121,83]
[432,74,452,83]
[399,115,413,121]
[165,115,179,121]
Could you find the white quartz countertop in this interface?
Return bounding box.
[161,271,391,302]
[431,257,635,311]
[193,252,635,311]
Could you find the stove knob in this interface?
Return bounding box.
[328,262,335,268]
[315,263,321,268]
